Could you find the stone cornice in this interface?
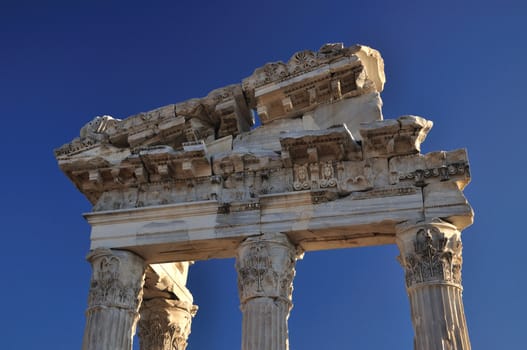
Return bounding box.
[55,43,384,159]
[57,113,456,209]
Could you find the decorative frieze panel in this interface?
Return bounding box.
[57,114,451,212]
[292,162,338,191]
[390,148,471,189]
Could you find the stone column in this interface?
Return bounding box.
[396,218,471,350]
[138,298,197,350]
[235,233,302,350]
[82,248,146,350]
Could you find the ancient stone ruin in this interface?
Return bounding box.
[55,43,474,350]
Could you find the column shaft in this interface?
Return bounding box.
[241,298,290,350]
[409,285,470,350]
[236,233,301,350]
[397,219,471,350]
[82,249,146,350]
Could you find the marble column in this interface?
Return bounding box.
[235,233,302,350]
[138,298,197,350]
[82,248,146,350]
[396,218,471,350]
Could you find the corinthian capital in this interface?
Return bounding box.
[86,248,146,312]
[396,219,463,289]
[236,233,302,305]
[139,298,198,350]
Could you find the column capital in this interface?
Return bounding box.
[83,248,146,350]
[139,298,197,350]
[396,218,463,289]
[236,233,302,305]
[86,248,146,312]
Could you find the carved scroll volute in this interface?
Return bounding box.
[86,248,146,312]
[236,233,301,306]
[396,219,463,290]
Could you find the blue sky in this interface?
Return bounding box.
[1,1,526,349]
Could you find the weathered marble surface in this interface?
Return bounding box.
[397,219,471,350]
[83,249,146,350]
[56,43,474,350]
[236,233,302,350]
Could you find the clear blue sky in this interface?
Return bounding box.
[1,1,526,349]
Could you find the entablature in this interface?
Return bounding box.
[56,43,473,260]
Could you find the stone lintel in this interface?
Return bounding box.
[84,185,471,263]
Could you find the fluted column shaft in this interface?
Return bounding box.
[82,249,146,350]
[396,219,471,350]
[138,298,197,350]
[236,233,301,350]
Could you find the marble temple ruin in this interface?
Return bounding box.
[55,43,474,350]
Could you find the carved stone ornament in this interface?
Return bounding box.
[319,161,337,188]
[397,222,463,289]
[139,299,197,350]
[293,164,311,190]
[86,249,145,312]
[236,233,301,305]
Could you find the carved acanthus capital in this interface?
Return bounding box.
[139,298,197,350]
[236,233,302,305]
[396,219,463,289]
[86,248,146,313]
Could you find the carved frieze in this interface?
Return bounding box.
[399,162,469,187]
[390,149,471,189]
[292,162,338,191]
[293,164,311,190]
[397,222,463,289]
